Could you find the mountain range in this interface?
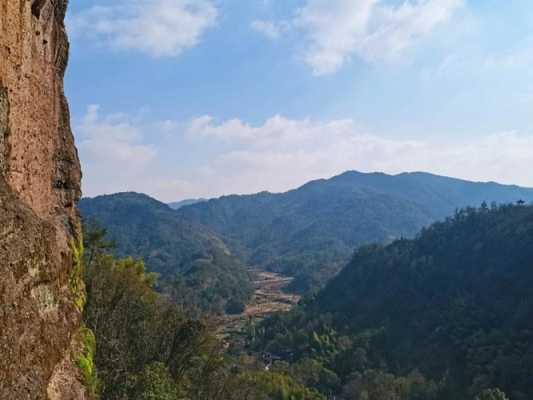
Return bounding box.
[79,192,252,314]
[175,170,533,292]
[80,171,533,297]
[79,171,533,398]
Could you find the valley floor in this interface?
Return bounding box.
[217,270,300,341]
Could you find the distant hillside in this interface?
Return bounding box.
[79,193,252,314]
[169,198,207,210]
[257,204,533,399]
[177,171,533,292]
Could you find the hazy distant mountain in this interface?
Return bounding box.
[177,171,533,292]
[168,198,207,210]
[79,192,252,314]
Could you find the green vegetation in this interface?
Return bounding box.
[69,237,86,312]
[254,204,533,399]
[132,363,179,400]
[82,224,321,399]
[475,389,510,400]
[225,298,246,315]
[230,371,323,400]
[79,176,533,399]
[80,173,533,300]
[74,326,99,396]
[177,171,533,293]
[80,193,253,314]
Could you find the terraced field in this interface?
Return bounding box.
[217,270,301,342]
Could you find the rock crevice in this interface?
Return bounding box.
[0,85,9,175]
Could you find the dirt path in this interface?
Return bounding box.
[217,270,301,340]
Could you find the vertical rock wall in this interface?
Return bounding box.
[0,0,87,398]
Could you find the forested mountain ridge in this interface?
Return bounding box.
[257,204,533,399]
[79,192,252,314]
[176,171,533,292]
[78,178,533,399]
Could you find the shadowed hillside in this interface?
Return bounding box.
[257,204,533,399]
[177,171,533,292]
[79,192,253,314]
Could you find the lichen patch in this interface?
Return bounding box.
[31,284,59,317]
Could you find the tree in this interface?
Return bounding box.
[474,388,509,400]
[80,223,327,400]
[226,299,246,315]
[83,219,115,269]
[132,363,178,400]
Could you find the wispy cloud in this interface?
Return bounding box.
[77,109,533,201]
[68,0,217,57]
[257,0,464,75]
[78,105,157,164]
[251,20,287,39]
[76,106,211,201]
[187,115,354,148]
[77,105,160,197]
[184,115,533,196]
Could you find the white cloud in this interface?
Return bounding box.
[483,39,533,70]
[251,20,286,39]
[187,114,354,148]
[184,115,533,196]
[78,105,157,164]
[68,0,217,57]
[292,0,463,75]
[77,109,533,202]
[76,106,213,201]
[76,105,160,197]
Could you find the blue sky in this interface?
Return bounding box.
[66,0,533,201]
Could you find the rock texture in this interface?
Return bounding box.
[0,0,87,398]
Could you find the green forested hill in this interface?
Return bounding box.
[79,192,252,314]
[177,171,533,292]
[80,171,533,303]
[82,226,324,400]
[257,204,533,399]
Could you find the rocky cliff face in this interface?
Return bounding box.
[0,1,88,398]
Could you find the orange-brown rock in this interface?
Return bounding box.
[0,0,88,398]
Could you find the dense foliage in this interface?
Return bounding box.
[255,204,533,399]
[82,225,323,400]
[177,171,533,292]
[80,193,253,314]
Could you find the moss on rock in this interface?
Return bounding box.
[73,326,99,397]
[69,237,86,312]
